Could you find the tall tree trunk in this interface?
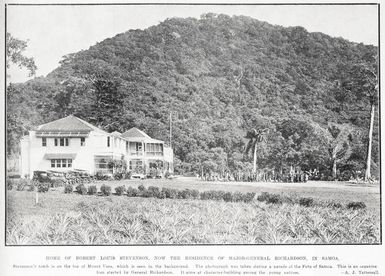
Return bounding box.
[332,149,337,180]
[365,104,375,181]
[253,142,257,174]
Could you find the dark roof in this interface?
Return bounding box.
[122,127,151,139]
[37,115,95,132]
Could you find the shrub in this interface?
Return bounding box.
[16,179,29,191]
[38,182,50,193]
[50,179,67,188]
[200,190,224,201]
[190,189,200,199]
[115,185,126,196]
[64,184,73,194]
[76,184,87,195]
[200,191,212,200]
[257,192,282,204]
[88,185,98,195]
[95,172,109,181]
[347,201,366,210]
[242,192,256,203]
[28,181,38,192]
[164,171,171,179]
[232,192,244,202]
[126,186,139,197]
[7,179,14,190]
[124,171,132,179]
[138,184,146,192]
[147,186,161,198]
[223,192,233,202]
[100,184,112,196]
[113,172,124,181]
[162,187,178,199]
[147,168,159,179]
[299,197,314,207]
[176,189,199,199]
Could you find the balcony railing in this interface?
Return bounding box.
[146,152,163,157]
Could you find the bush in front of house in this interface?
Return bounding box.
[7,178,14,190]
[162,187,178,199]
[113,172,124,181]
[126,186,139,197]
[76,184,88,195]
[164,171,171,179]
[124,171,132,179]
[50,178,67,188]
[242,192,256,203]
[95,172,110,181]
[138,184,146,191]
[38,182,50,193]
[16,179,30,191]
[28,181,38,192]
[115,185,126,196]
[177,189,199,199]
[88,185,97,195]
[223,192,233,202]
[64,184,73,194]
[257,192,282,204]
[147,186,161,198]
[299,197,314,207]
[347,201,366,210]
[147,168,160,179]
[200,190,222,201]
[100,184,112,196]
[232,192,244,202]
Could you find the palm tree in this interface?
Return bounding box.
[326,124,352,180]
[245,128,269,173]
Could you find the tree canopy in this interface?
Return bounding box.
[6,14,379,179]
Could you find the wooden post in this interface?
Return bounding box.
[365,104,375,181]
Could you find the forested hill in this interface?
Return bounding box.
[7,13,379,178]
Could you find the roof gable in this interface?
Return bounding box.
[37,115,106,133]
[122,127,151,139]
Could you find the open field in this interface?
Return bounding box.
[6,178,381,245]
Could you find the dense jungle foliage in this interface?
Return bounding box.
[7,14,379,179]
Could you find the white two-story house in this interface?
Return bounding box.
[20,115,173,178]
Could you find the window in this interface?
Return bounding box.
[146,143,163,156]
[107,137,110,147]
[94,157,112,173]
[50,159,72,168]
[42,138,47,147]
[81,137,85,146]
[55,138,69,146]
[129,160,143,171]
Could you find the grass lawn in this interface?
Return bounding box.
[6,178,380,245]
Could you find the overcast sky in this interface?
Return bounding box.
[7,4,379,83]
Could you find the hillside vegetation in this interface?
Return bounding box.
[7,13,379,179]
